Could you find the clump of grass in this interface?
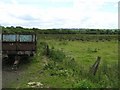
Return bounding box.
[73,79,96,88]
[59,41,68,45]
[39,42,66,62]
[87,60,119,88]
[49,49,66,62]
[39,42,48,55]
[87,48,98,53]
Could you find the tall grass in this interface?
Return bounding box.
[38,41,118,88]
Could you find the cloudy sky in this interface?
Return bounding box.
[0,0,119,29]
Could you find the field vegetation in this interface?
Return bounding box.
[1,26,119,88]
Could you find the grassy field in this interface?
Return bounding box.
[3,34,118,88]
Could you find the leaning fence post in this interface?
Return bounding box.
[46,44,49,56]
[89,56,101,75]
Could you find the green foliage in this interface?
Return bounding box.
[59,41,68,45]
[49,48,66,62]
[74,79,95,88]
[39,42,48,55]
[3,29,118,88]
[49,69,71,77]
[87,48,98,53]
[38,39,118,88]
[1,26,118,35]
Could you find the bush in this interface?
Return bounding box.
[49,49,65,62]
[39,42,49,56]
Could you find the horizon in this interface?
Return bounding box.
[0,0,119,29]
[1,25,118,30]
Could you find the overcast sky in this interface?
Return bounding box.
[0,0,119,29]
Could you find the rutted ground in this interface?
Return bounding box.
[2,57,32,88]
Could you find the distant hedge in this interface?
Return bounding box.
[1,26,119,34]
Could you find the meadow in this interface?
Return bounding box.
[3,33,118,88]
[1,26,119,88]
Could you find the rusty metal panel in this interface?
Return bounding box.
[2,33,36,55]
[17,43,35,51]
[2,42,17,51]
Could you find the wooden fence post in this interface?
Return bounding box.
[89,56,101,75]
[46,44,49,56]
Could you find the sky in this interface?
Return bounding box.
[0,0,119,29]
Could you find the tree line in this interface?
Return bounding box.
[1,26,119,35]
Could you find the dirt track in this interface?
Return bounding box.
[2,58,26,88]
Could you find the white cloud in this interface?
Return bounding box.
[0,0,119,29]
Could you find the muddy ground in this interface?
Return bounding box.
[2,57,29,88]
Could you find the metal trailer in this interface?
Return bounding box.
[2,33,37,70]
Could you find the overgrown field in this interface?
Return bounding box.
[3,34,118,88]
